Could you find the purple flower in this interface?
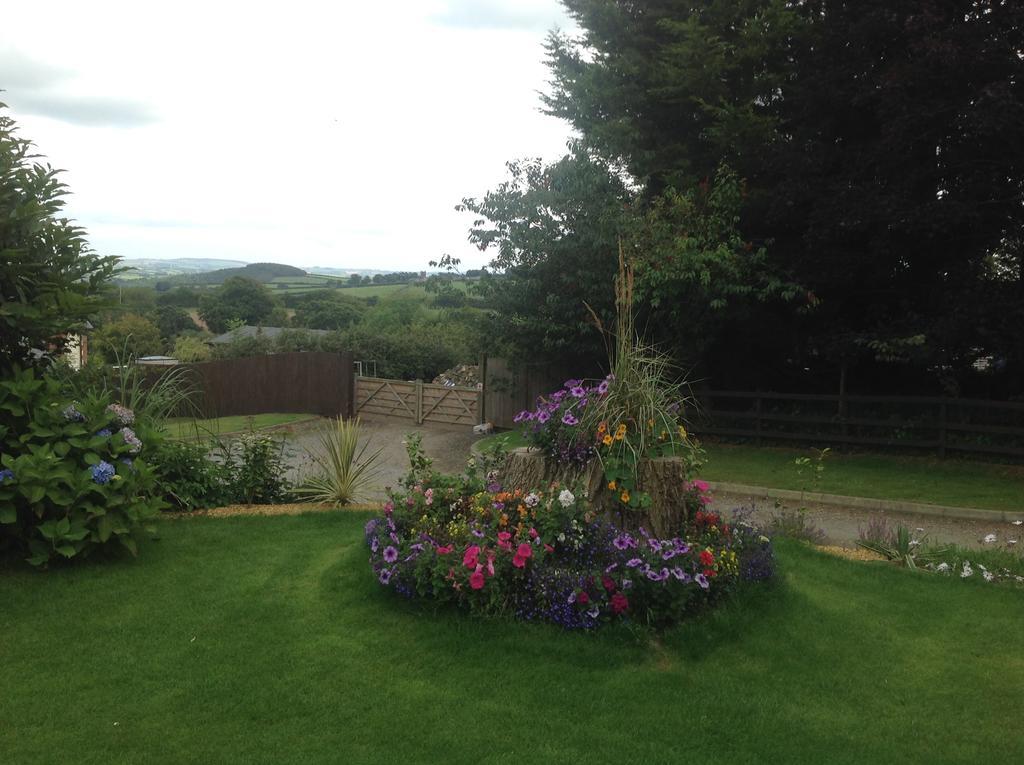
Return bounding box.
[95,429,112,438]
[90,461,115,485]
[696,573,710,590]
[605,563,618,573]
[561,411,578,426]
[674,541,691,555]
[371,538,379,553]
[383,546,399,563]
[379,568,393,585]
[646,569,665,581]
[537,410,551,424]
[671,566,690,582]
[567,592,576,604]
[513,410,530,423]
[471,529,485,538]
[596,380,610,395]
[570,385,586,398]
[626,558,643,568]
[621,578,632,589]
[661,548,677,560]
[563,379,581,390]
[612,533,635,550]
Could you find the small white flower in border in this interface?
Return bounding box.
[1012,520,1023,526]
[1007,539,1018,546]
[961,561,973,578]
[982,570,995,582]
[983,533,997,544]
[558,489,575,507]
[935,562,950,574]
[915,527,925,533]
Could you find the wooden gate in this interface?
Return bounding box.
[355,377,481,426]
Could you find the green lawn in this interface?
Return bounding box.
[165,412,317,439]
[477,433,1024,512]
[1,513,1020,764]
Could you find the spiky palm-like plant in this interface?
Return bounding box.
[295,417,383,506]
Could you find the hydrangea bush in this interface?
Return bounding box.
[365,440,774,630]
[0,367,165,566]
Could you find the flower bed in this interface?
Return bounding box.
[365,443,774,629]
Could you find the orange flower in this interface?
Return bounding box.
[602,434,613,446]
[499,514,508,527]
[597,422,607,434]
[608,480,617,490]
[620,490,630,504]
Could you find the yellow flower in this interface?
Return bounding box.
[608,480,617,490]
[602,434,613,446]
[620,490,630,504]
[647,418,655,427]
[597,422,607,434]
[499,514,508,527]
[614,432,624,441]
[678,425,688,439]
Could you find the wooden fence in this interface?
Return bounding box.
[693,390,1024,460]
[180,352,354,419]
[355,376,481,426]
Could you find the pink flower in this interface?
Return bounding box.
[516,543,532,560]
[436,544,453,555]
[497,531,513,551]
[693,480,710,493]
[383,500,394,514]
[512,554,526,568]
[469,571,485,590]
[463,545,480,569]
[424,488,434,506]
[544,543,554,553]
[577,591,590,605]
[529,527,538,539]
[486,551,495,577]
[611,592,629,614]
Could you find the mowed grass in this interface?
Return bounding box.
[165,412,317,439]
[1,513,1022,764]
[476,433,1024,512]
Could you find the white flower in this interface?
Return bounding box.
[1007,539,1017,546]
[523,492,540,508]
[909,539,920,548]
[983,533,997,544]
[982,570,995,582]
[915,527,925,533]
[961,561,973,578]
[935,562,950,574]
[558,489,575,507]
[1013,520,1023,526]
[557,533,566,543]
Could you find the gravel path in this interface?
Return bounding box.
[709,489,1023,549]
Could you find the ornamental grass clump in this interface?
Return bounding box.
[295,417,382,505]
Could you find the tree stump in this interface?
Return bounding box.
[499,447,691,538]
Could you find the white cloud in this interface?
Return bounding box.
[0,0,574,271]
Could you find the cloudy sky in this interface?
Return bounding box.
[1,0,576,271]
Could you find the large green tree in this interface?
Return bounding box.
[544,0,1024,390]
[0,104,117,373]
[198,277,276,334]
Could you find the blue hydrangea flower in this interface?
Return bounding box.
[96,429,112,438]
[91,461,115,485]
[120,427,143,454]
[0,467,14,483]
[61,404,85,422]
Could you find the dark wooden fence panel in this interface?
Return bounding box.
[693,389,1024,461]
[482,356,574,429]
[181,352,353,419]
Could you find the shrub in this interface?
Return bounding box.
[294,417,382,505]
[148,438,231,510]
[0,367,165,565]
[219,432,291,505]
[364,444,774,629]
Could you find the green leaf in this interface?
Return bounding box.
[0,506,16,523]
[120,536,138,556]
[55,544,76,558]
[83,452,101,466]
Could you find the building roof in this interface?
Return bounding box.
[208,326,330,344]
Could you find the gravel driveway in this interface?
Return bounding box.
[282,416,485,500]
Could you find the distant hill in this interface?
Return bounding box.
[157,262,308,287]
[116,257,248,281]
